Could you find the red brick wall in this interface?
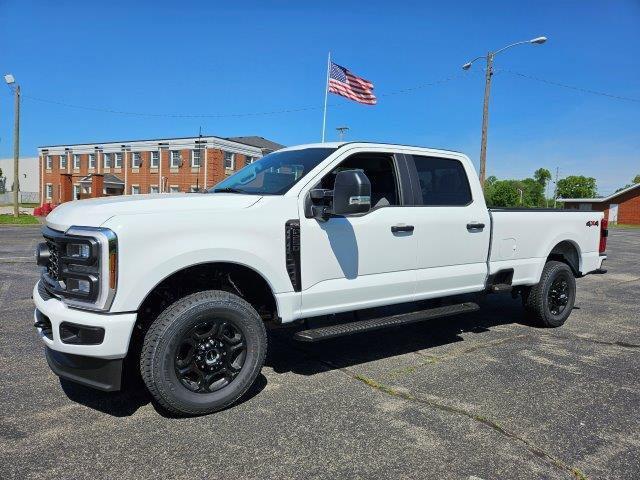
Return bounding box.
[615,188,640,225]
[562,187,640,225]
[39,147,252,203]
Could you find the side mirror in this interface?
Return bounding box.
[332,169,371,216]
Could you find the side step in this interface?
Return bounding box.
[490,283,512,293]
[294,302,479,342]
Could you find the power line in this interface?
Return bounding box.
[16,73,467,119]
[499,69,640,104]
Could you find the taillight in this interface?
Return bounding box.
[599,218,608,253]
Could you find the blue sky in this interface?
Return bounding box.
[1,0,638,195]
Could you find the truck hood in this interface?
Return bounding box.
[46,193,263,231]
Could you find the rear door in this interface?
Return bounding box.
[407,154,490,299]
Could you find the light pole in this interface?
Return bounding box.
[463,36,547,190]
[4,74,20,217]
[336,126,349,141]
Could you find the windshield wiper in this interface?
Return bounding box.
[212,187,245,194]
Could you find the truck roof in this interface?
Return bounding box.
[278,141,464,156]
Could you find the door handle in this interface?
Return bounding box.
[391,225,414,233]
[466,222,485,231]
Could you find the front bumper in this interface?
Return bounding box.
[33,281,137,391]
[45,347,124,391]
[33,281,137,359]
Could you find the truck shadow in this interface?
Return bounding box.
[60,294,531,418]
[265,294,532,376]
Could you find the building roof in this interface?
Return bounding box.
[225,136,285,153]
[561,182,640,203]
[38,135,281,157]
[79,173,124,186]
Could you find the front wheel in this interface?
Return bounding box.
[140,290,267,416]
[523,260,576,328]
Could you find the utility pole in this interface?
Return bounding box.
[5,77,21,218]
[336,126,349,142]
[462,36,547,191]
[553,167,559,208]
[478,53,493,190]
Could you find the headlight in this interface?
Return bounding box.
[40,226,118,311]
[66,243,92,259]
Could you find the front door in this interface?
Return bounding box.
[297,151,417,318]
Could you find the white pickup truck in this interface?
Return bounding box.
[33,142,608,415]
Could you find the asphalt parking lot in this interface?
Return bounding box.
[1,226,638,480]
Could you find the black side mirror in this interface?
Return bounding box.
[332,169,371,216]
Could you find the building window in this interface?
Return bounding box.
[114,152,123,168]
[89,153,96,169]
[170,150,181,168]
[189,185,199,192]
[73,154,81,169]
[103,153,111,168]
[46,155,52,170]
[246,156,255,164]
[191,149,201,167]
[131,185,140,195]
[150,185,159,194]
[60,154,67,169]
[224,152,235,169]
[73,184,80,200]
[132,152,141,168]
[45,184,53,199]
[150,151,159,168]
[169,185,180,193]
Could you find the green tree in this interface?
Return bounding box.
[485,175,497,186]
[634,174,640,184]
[520,178,545,207]
[556,176,597,199]
[485,180,520,207]
[533,168,552,188]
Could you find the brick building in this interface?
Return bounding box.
[562,183,640,225]
[38,135,283,204]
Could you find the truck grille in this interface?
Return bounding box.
[46,240,60,280]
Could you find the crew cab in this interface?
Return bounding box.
[33,142,608,415]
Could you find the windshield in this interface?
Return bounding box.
[209,147,336,195]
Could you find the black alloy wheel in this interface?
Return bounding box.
[175,319,247,393]
[547,276,570,316]
[523,260,576,328]
[141,290,267,416]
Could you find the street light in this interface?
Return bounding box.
[463,36,547,190]
[4,73,20,218]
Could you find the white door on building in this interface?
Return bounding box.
[609,204,619,224]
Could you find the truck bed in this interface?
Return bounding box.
[488,208,603,286]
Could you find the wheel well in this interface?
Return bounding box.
[547,241,580,276]
[134,262,278,334]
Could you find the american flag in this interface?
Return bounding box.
[328,62,377,105]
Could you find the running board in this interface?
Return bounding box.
[294,302,480,342]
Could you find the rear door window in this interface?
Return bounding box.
[411,155,472,206]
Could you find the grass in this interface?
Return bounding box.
[0,202,39,208]
[0,214,40,225]
[611,223,640,229]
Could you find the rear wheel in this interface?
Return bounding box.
[523,260,576,327]
[140,290,267,415]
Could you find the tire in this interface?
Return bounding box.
[140,290,267,416]
[523,260,576,328]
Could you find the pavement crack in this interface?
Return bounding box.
[544,333,640,350]
[351,373,588,480]
[275,334,588,478]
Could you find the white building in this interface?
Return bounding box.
[0,156,39,195]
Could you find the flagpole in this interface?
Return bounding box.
[321,51,331,143]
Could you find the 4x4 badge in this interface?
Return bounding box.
[586,220,599,227]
